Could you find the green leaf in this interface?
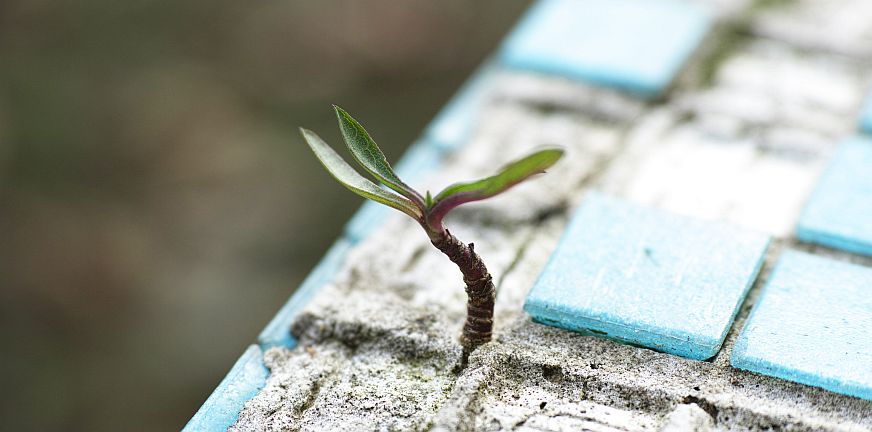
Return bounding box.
[426,148,564,228]
[334,106,424,207]
[301,128,422,220]
[434,148,564,203]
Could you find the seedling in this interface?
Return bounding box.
[302,106,564,363]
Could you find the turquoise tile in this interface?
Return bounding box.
[732,250,872,401]
[183,345,268,432]
[797,137,872,257]
[525,193,769,360]
[499,0,711,98]
[344,141,443,243]
[258,239,352,348]
[424,62,496,152]
[862,92,872,134]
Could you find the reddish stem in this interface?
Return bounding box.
[428,227,495,365]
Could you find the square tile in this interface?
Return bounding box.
[499,0,712,98]
[183,345,268,432]
[797,137,872,257]
[524,193,770,360]
[732,250,872,401]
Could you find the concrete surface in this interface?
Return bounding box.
[228,0,872,430]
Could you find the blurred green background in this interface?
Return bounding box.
[0,1,530,430]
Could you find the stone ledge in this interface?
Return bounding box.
[191,0,872,428]
[234,302,872,431]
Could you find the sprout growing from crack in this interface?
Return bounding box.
[302,106,564,364]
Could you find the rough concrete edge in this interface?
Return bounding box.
[257,239,354,349]
[494,320,872,431]
[183,345,268,432]
[184,46,503,431]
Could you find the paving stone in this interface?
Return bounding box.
[257,239,352,348]
[732,250,872,401]
[797,136,872,257]
[525,193,770,360]
[499,0,711,99]
[862,91,872,134]
[344,141,443,243]
[183,345,268,432]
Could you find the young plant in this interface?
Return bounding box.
[302,106,564,363]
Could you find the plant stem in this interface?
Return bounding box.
[429,229,495,366]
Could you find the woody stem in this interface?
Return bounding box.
[429,228,495,366]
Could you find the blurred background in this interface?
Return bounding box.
[0,1,531,430]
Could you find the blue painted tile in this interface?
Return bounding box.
[797,137,872,257]
[499,0,711,98]
[732,250,872,401]
[183,345,268,432]
[258,239,352,348]
[524,193,770,360]
[861,92,872,134]
[424,62,496,152]
[344,141,443,243]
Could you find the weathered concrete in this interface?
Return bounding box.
[232,1,872,430]
[236,295,872,431]
[230,296,461,432]
[660,404,714,432]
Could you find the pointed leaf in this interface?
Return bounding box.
[434,148,564,202]
[334,106,424,207]
[301,128,422,220]
[428,148,564,226]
